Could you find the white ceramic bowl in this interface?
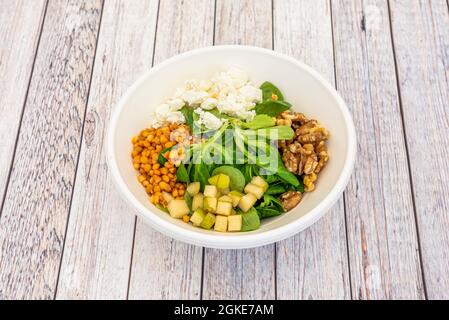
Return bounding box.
[107,45,356,249]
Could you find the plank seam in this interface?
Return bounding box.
[53,0,106,299]
[0,0,49,220]
[329,0,353,300]
[126,0,161,300]
[386,0,428,300]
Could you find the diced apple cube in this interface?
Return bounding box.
[204,185,218,197]
[208,175,219,186]
[186,182,200,196]
[190,209,206,226]
[217,174,230,190]
[167,199,190,219]
[228,191,244,207]
[251,176,269,192]
[216,201,233,216]
[204,197,217,212]
[220,188,230,195]
[228,215,242,232]
[238,193,257,212]
[244,183,264,199]
[192,193,204,211]
[214,215,228,232]
[162,192,174,204]
[200,213,216,229]
[218,195,233,203]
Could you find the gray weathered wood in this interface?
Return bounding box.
[389,0,449,300]
[0,0,47,218]
[56,0,158,300]
[0,0,103,300]
[127,0,215,300]
[332,0,425,299]
[202,0,276,300]
[273,0,351,300]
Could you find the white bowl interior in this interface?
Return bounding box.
[109,46,353,248]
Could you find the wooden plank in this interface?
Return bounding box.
[127,0,215,300]
[202,0,276,300]
[332,0,425,299]
[0,0,47,219]
[55,0,158,300]
[0,0,103,300]
[389,0,449,299]
[273,0,351,300]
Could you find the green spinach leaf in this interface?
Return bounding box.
[253,100,291,117]
[180,106,194,129]
[176,164,190,183]
[260,81,285,101]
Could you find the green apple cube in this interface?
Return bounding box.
[228,215,242,232]
[190,208,206,226]
[244,183,264,199]
[216,201,233,216]
[162,191,174,204]
[208,175,219,186]
[214,215,228,232]
[204,197,217,212]
[218,195,233,203]
[186,182,200,196]
[228,191,244,207]
[251,176,268,192]
[167,199,190,219]
[200,213,216,229]
[217,174,230,190]
[192,193,204,211]
[204,185,218,197]
[238,193,257,212]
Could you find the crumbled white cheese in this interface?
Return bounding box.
[148,67,262,129]
[194,109,223,130]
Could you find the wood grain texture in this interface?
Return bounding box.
[202,0,276,300]
[332,0,424,299]
[0,0,103,300]
[127,0,215,300]
[273,0,351,300]
[0,0,47,218]
[55,0,158,300]
[389,0,449,299]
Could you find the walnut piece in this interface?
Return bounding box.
[281,191,303,211]
[277,111,330,193]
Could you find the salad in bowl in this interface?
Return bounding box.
[130,68,330,233]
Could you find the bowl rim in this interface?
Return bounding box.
[106,45,356,249]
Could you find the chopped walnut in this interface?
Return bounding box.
[281,191,303,211]
[276,111,330,194]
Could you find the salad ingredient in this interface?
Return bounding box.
[241,208,261,231]
[162,192,174,203]
[253,100,291,117]
[132,124,187,205]
[277,111,329,193]
[167,199,190,219]
[204,185,218,198]
[244,183,264,199]
[204,197,218,212]
[238,193,258,212]
[187,182,200,196]
[190,209,206,226]
[176,164,190,183]
[250,176,269,192]
[211,166,246,192]
[260,81,284,101]
[192,193,204,211]
[228,191,244,207]
[228,215,243,232]
[280,191,302,211]
[242,114,276,130]
[216,200,233,216]
[214,215,228,232]
[194,108,223,130]
[218,195,233,203]
[208,175,219,185]
[200,213,216,229]
[216,174,230,190]
[182,215,190,223]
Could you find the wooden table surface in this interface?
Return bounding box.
[0,0,448,300]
